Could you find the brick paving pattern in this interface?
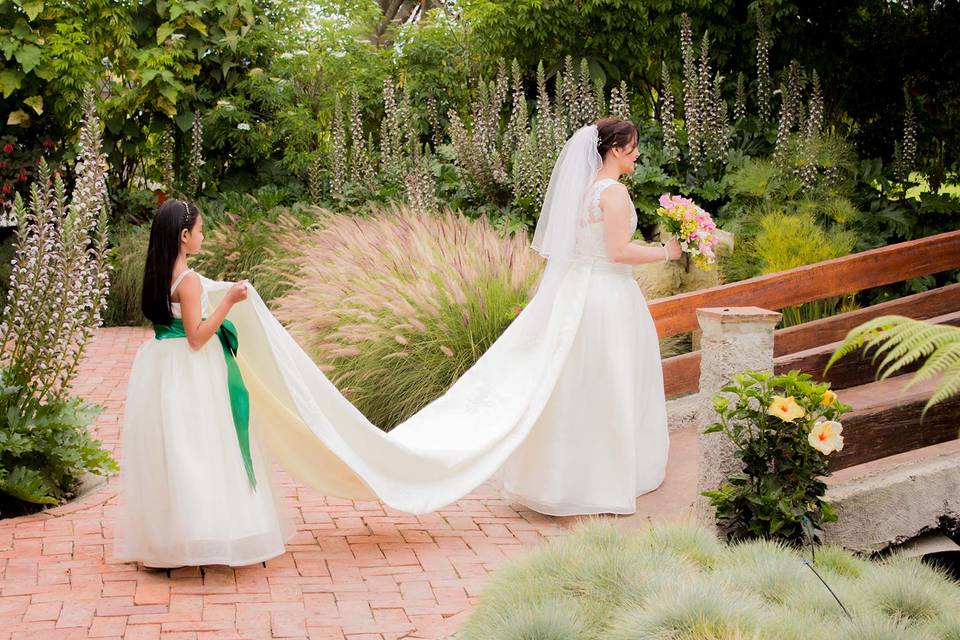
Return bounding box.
[0,328,566,640]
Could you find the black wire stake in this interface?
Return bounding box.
[802,559,853,620]
[801,515,816,564]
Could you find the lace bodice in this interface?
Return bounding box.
[170,269,210,319]
[574,178,637,260]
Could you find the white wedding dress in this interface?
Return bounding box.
[115,270,290,567]
[492,178,669,514]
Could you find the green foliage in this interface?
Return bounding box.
[827,315,960,414]
[0,376,117,514]
[104,223,150,327]
[702,370,851,545]
[722,210,857,327]
[270,205,543,431]
[462,0,744,115]
[460,521,960,640]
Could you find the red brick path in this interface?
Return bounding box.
[0,328,565,640]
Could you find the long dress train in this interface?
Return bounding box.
[207,179,669,516]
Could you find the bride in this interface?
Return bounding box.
[492,118,682,514]
[179,118,682,519]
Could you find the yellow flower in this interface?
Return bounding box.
[809,420,844,455]
[768,395,806,422]
[821,390,838,407]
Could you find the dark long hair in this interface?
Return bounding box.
[595,117,638,159]
[141,199,199,325]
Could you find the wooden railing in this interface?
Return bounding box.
[651,229,960,398]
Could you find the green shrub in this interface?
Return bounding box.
[0,94,117,513]
[0,379,115,515]
[270,205,543,431]
[702,370,851,545]
[460,522,960,640]
[721,210,857,327]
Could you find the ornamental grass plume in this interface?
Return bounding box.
[270,205,543,431]
[0,88,111,403]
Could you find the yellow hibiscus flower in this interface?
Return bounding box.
[767,395,806,422]
[821,390,838,407]
[809,420,844,455]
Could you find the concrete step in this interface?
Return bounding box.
[824,438,960,552]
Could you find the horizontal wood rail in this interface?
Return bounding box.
[649,229,960,339]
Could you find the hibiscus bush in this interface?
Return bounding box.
[702,370,851,545]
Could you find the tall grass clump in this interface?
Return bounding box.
[270,205,543,431]
[192,207,314,304]
[105,224,150,326]
[459,522,960,640]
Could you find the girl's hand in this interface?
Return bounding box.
[226,281,249,304]
[664,237,683,261]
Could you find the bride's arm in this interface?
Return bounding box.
[601,184,681,265]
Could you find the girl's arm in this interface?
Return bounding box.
[601,184,682,265]
[176,273,248,350]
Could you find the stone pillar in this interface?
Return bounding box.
[695,306,782,526]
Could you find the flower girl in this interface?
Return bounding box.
[114,199,288,568]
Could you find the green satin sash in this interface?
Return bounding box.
[154,318,256,489]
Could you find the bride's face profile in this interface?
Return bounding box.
[595,118,640,177]
[608,137,640,175]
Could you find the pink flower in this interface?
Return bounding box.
[659,194,673,208]
[2,143,13,154]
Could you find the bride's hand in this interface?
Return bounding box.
[664,237,682,261]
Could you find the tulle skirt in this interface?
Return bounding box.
[114,335,290,567]
[494,261,670,515]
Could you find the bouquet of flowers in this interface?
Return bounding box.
[656,193,721,269]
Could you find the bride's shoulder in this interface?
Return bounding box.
[598,180,629,200]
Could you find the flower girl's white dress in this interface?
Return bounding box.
[114,270,289,567]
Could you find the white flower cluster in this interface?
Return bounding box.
[660,63,680,162]
[755,6,774,123]
[0,89,111,403]
[894,86,918,183]
[348,90,375,185]
[799,71,825,193]
[679,15,730,169]
[186,110,204,195]
[330,94,347,194]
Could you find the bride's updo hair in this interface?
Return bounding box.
[595,117,638,159]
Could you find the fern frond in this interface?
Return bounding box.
[825,315,907,373]
[828,315,960,415]
[872,320,947,379]
[905,342,960,387]
[924,366,960,416]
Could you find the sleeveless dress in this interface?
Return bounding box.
[114,269,289,567]
[492,178,670,515]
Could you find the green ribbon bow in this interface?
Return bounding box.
[154,318,256,489]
